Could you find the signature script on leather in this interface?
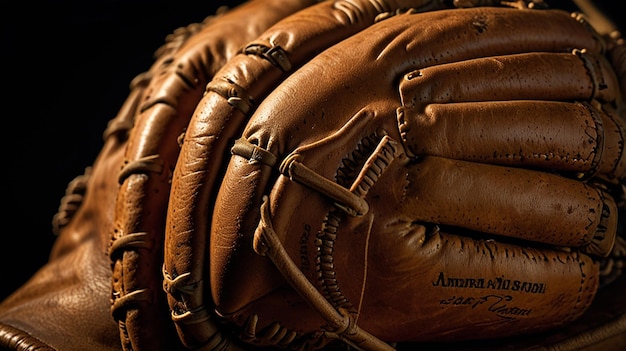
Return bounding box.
[439,294,533,320]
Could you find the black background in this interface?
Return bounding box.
[1,1,624,301]
[1,0,244,300]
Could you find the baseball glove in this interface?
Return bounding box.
[163,1,626,350]
[0,1,624,351]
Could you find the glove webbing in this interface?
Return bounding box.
[253,196,394,351]
[232,136,403,350]
[232,137,368,216]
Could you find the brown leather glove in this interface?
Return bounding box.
[182,4,626,351]
[0,1,316,350]
[1,1,624,351]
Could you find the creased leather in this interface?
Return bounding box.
[0,1,624,351]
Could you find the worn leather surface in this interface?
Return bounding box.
[202,4,625,350]
[0,1,624,351]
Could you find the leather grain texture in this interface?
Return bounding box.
[1,1,624,350]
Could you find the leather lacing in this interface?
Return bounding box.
[243,43,292,72]
[117,155,164,185]
[230,134,402,350]
[316,134,401,313]
[51,39,154,237]
[254,196,394,351]
[207,79,255,115]
[107,10,222,349]
[51,167,91,236]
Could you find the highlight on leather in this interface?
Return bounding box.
[0,1,623,351]
[205,4,625,350]
[109,1,319,350]
[163,0,451,348]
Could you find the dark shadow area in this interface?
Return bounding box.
[1,0,244,300]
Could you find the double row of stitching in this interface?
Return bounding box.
[315,135,402,311]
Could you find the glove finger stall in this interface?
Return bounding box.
[398,51,625,181]
[109,1,317,350]
[209,6,623,350]
[164,0,456,348]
